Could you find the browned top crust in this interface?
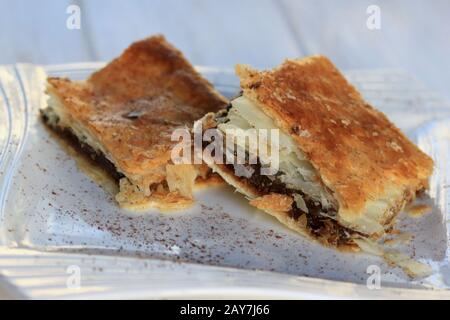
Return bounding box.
[47,35,227,176]
[236,56,433,222]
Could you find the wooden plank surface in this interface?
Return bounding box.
[0,0,448,97]
[79,0,303,68]
[278,0,450,99]
[0,0,94,64]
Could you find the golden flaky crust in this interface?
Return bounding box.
[45,35,227,210]
[47,35,227,177]
[236,56,433,231]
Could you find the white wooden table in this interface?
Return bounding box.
[0,0,449,99]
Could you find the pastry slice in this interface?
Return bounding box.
[195,56,433,249]
[41,35,227,210]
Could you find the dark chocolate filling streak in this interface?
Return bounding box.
[40,110,125,183]
[225,162,359,246]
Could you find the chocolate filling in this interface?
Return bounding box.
[41,110,124,183]
[229,162,358,245]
